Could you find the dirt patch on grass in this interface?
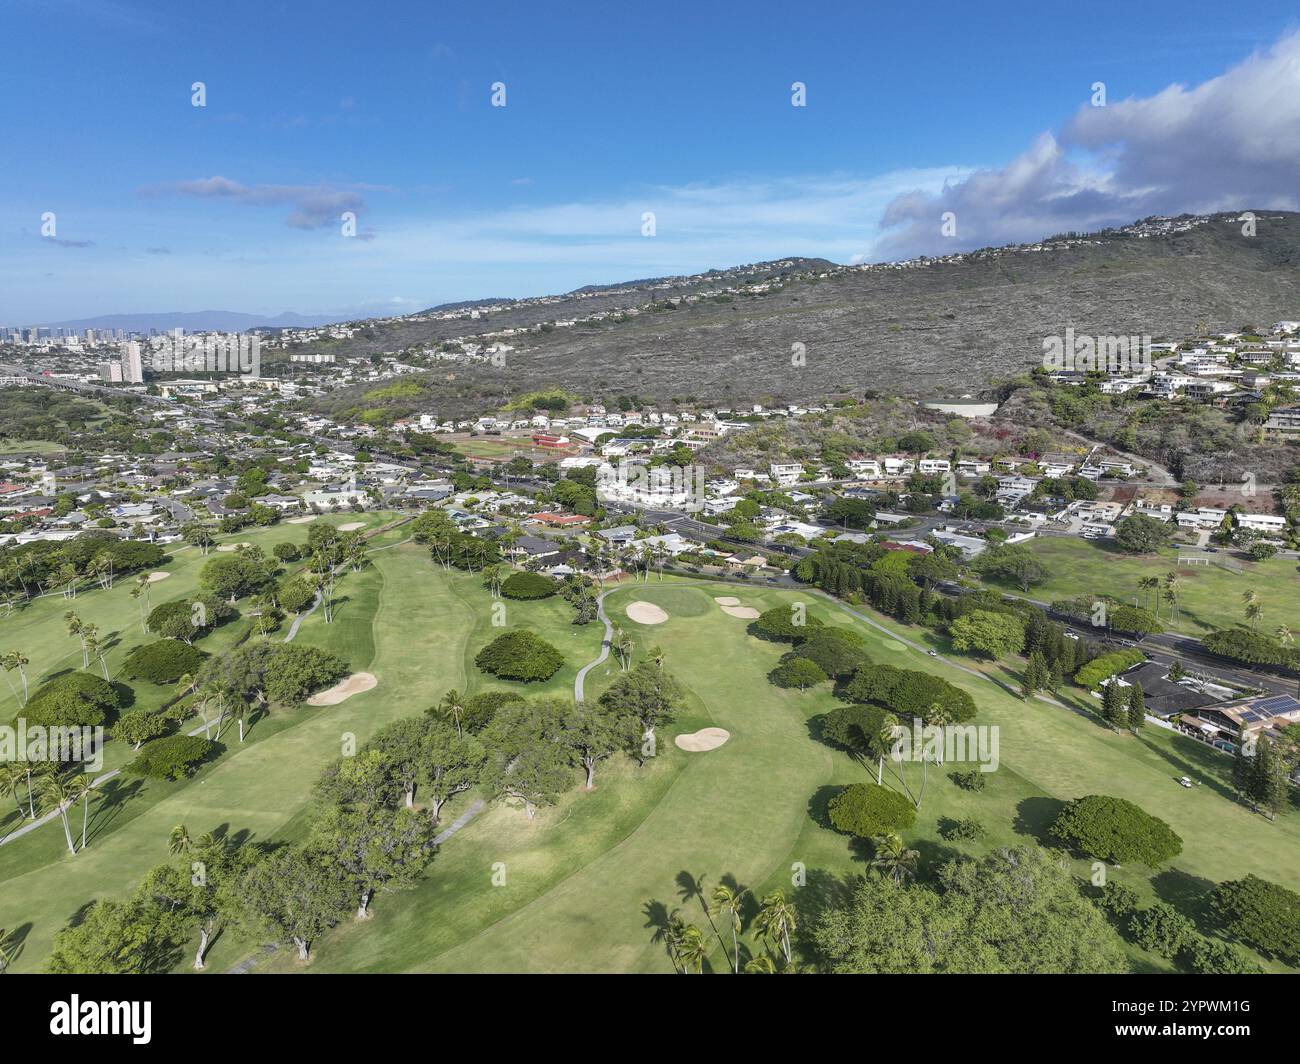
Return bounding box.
[675,727,731,752]
[626,601,668,625]
[338,521,367,531]
[306,672,378,706]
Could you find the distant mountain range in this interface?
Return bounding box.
[304,213,1300,415]
[38,310,344,332]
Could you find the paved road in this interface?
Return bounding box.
[574,590,614,700]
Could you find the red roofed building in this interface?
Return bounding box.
[529,511,591,527]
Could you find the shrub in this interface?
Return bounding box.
[277,575,317,614]
[827,782,916,838]
[1096,881,1141,920]
[123,639,204,684]
[845,664,977,723]
[940,816,986,841]
[113,708,170,749]
[147,596,235,642]
[264,644,348,705]
[1203,628,1298,668]
[500,572,558,600]
[948,769,986,792]
[1128,902,1195,959]
[1107,605,1163,636]
[127,734,216,780]
[273,542,301,562]
[475,630,564,682]
[1181,934,1262,975]
[24,672,121,728]
[1050,794,1183,866]
[753,605,823,643]
[1207,875,1300,964]
[1074,649,1146,689]
[788,628,870,678]
[770,657,828,690]
[458,690,526,733]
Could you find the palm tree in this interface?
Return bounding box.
[17,764,40,819]
[1276,624,1293,650]
[232,696,253,742]
[870,832,919,884]
[1138,576,1160,617]
[0,764,27,821]
[1242,589,1262,630]
[0,925,14,972]
[1163,572,1182,620]
[168,823,193,855]
[710,883,748,974]
[661,910,688,973]
[81,623,109,681]
[874,714,899,786]
[754,889,797,966]
[191,685,218,739]
[132,573,153,630]
[39,774,78,856]
[69,774,94,851]
[65,611,89,667]
[183,523,216,555]
[0,651,29,707]
[438,689,466,737]
[675,924,708,974]
[1243,589,1261,629]
[744,954,778,973]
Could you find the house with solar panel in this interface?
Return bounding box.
[1180,692,1300,766]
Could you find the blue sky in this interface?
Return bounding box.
[2,0,1298,322]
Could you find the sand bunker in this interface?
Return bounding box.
[338,521,366,531]
[216,541,253,552]
[306,672,377,706]
[287,515,316,524]
[721,605,761,619]
[675,727,731,752]
[146,571,171,583]
[626,601,669,625]
[713,596,740,606]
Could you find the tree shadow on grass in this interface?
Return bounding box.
[1134,734,1238,804]
[790,866,853,970]
[641,898,678,973]
[85,776,144,843]
[1150,867,1217,930]
[1,921,33,968]
[1013,795,1066,843]
[110,679,136,710]
[806,785,843,832]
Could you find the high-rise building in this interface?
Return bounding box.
[120,341,144,383]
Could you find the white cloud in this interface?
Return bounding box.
[875,30,1300,258]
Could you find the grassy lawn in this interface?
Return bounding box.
[451,438,561,462]
[976,535,1300,636]
[0,511,399,967]
[4,551,1298,974]
[0,439,66,456]
[270,574,1300,975]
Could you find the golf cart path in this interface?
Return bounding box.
[574,590,614,701]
